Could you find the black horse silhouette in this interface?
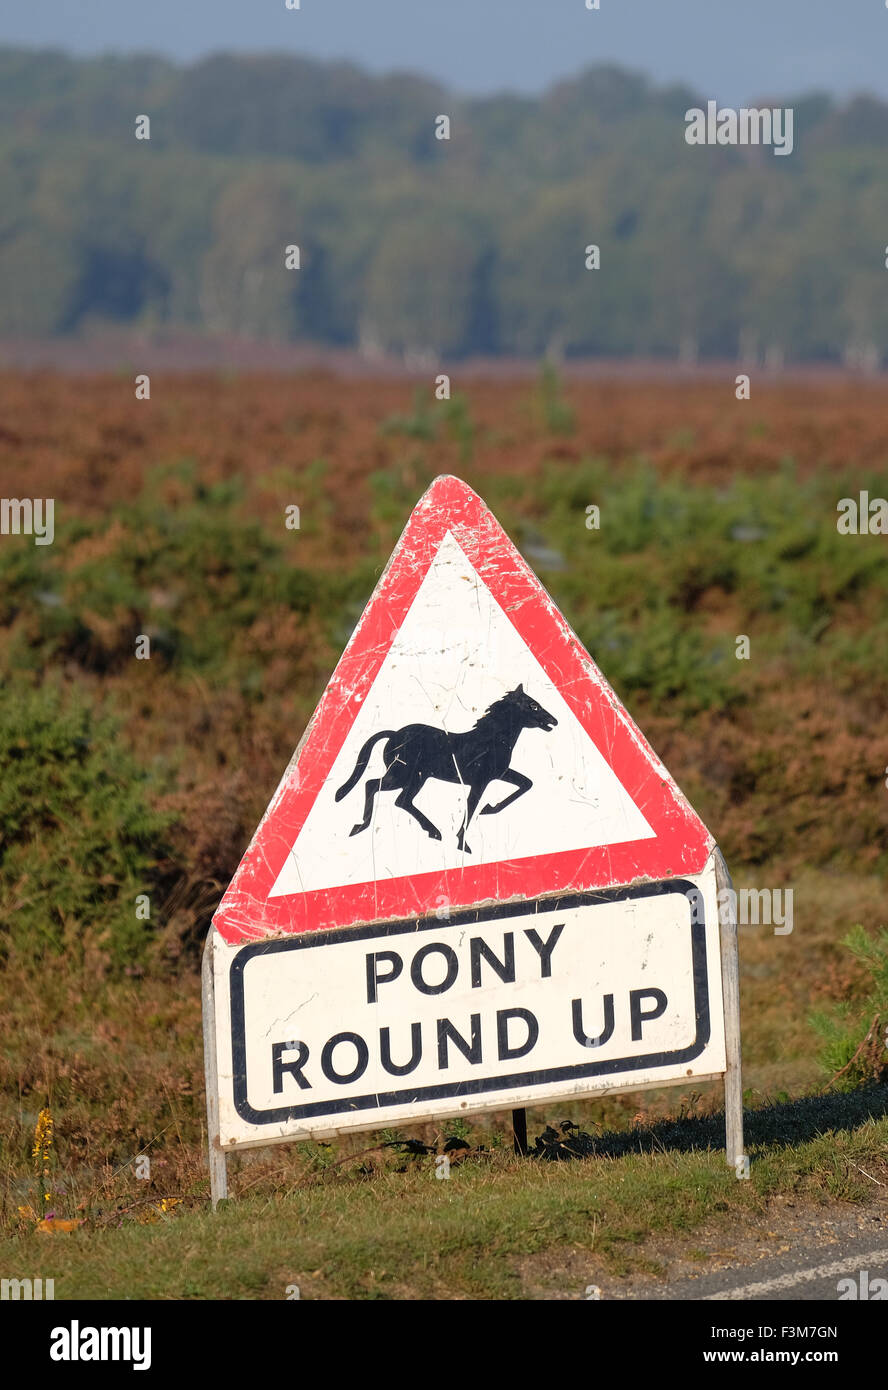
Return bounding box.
[334,684,557,853]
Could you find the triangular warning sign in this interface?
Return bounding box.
[212,476,713,944]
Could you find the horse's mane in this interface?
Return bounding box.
[477,688,518,722]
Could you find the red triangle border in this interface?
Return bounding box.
[212,475,713,944]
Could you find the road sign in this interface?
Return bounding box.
[203,476,743,1201]
[212,474,712,944]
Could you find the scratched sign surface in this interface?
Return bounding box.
[206,475,725,1148]
[212,875,725,1146]
[212,474,713,944]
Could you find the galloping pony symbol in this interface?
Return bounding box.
[334,684,557,853]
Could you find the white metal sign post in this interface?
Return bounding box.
[202,476,743,1204]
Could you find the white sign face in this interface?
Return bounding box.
[210,475,714,945]
[269,533,654,899]
[211,859,726,1149]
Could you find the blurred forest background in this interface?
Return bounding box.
[2,46,888,365]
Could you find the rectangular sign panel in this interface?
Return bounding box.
[211,863,726,1149]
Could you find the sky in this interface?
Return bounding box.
[1,0,886,105]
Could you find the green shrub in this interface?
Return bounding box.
[572,604,740,714]
[0,678,176,971]
[535,363,576,436]
[441,392,475,463]
[378,388,438,441]
[6,466,321,683]
[811,926,888,1090]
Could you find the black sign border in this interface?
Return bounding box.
[229,879,711,1125]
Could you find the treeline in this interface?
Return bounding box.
[2,46,888,363]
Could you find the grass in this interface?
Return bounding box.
[2,1092,886,1300]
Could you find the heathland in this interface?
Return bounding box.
[0,370,886,1297]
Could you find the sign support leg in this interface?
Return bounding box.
[714,848,745,1176]
[512,1107,528,1156]
[201,934,228,1208]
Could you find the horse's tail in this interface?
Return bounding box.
[334,730,395,801]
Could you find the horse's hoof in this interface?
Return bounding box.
[458,840,473,855]
[349,825,364,837]
[429,829,442,841]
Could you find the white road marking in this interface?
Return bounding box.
[704,1247,888,1299]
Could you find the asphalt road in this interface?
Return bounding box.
[640,1234,888,1300]
[600,1201,888,1301]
